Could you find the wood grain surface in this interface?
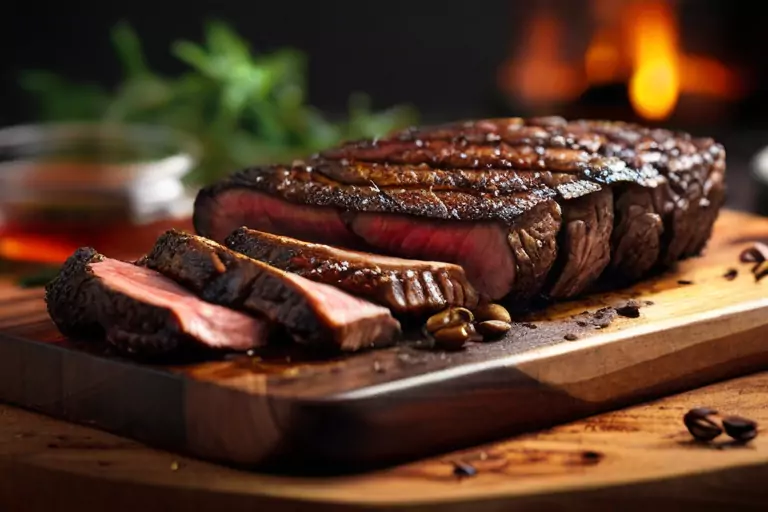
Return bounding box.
[1,209,768,474]
[2,371,768,512]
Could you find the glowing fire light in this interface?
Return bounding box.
[585,31,623,85]
[497,7,584,107]
[0,235,76,264]
[585,0,627,85]
[627,0,680,120]
[503,0,746,122]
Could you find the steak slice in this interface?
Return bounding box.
[224,227,479,315]
[546,188,614,299]
[45,247,267,356]
[347,213,518,301]
[202,187,367,249]
[194,116,726,306]
[195,165,558,242]
[609,184,665,281]
[140,230,401,351]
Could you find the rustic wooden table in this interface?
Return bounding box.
[2,209,768,511]
[0,370,767,511]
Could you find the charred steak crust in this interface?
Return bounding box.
[46,248,186,354]
[196,164,557,224]
[45,248,265,356]
[503,200,562,305]
[224,228,480,315]
[141,230,402,351]
[194,116,725,303]
[609,184,665,281]
[547,187,614,299]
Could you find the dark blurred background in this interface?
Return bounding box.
[2,0,768,266]
[3,0,767,126]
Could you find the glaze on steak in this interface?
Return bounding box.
[194,117,726,304]
[225,227,479,315]
[45,247,267,356]
[140,230,401,351]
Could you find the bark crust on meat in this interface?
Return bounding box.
[141,230,402,351]
[547,188,614,299]
[194,116,726,305]
[45,248,265,356]
[225,228,479,315]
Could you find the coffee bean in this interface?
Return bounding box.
[426,307,474,334]
[473,303,511,324]
[683,407,722,441]
[433,323,472,350]
[740,242,768,263]
[476,320,511,338]
[722,416,758,442]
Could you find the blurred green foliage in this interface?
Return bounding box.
[19,21,419,186]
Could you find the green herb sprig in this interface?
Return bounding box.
[19,21,418,186]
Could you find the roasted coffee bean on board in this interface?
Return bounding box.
[722,416,758,442]
[425,307,474,334]
[433,323,473,350]
[683,407,723,442]
[473,303,512,324]
[476,320,512,338]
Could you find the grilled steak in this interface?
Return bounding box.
[547,187,614,299]
[140,230,401,351]
[45,247,267,356]
[224,227,479,315]
[194,117,726,304]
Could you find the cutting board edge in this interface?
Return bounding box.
[4,305,768,474]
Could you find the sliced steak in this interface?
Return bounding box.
[502,200,563,305]
[194,116,726,306]
[224,227,479,315]
[45,247,267,356]
[348,200,563,304]
[547,188,614,299]
[609,184,665,281]
[195,165,557,242]
[140,230,401,351]
[202,188,366,249]
[347,213,517,301]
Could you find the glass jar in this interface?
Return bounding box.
[0,122,199,265]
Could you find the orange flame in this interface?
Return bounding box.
[502,0,745,121]
[585,31,623,85]
[497,8,584,106]
[585,0,628,85]
[680,55,744,100]
[627,0,680,121]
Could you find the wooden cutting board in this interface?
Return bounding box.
[1,209,768,474]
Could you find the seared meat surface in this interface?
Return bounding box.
[194,116,725,304]
[546,188,614,299]
[140,230,401,351]
[225,227,479,315]
[45,248,267,356]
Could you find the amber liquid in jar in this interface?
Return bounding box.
[0,123,198,269]
[0,215,194,265]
